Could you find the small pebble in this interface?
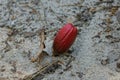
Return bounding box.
[76,72,84,78]
[116,59,120,72]
[101,57,109,65]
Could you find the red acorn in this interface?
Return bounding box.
[53,23,78,56]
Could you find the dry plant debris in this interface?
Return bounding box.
[23,61,61,80]
[31,29,47,63]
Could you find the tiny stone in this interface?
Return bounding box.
[105,35,113,39]
[101,57,109,65]
[1,68,5,72]
[116,27,120,31]
[0,66,5,72]
[59,71,63,74]
[116,60,120,68]
[116,59,120,72]
[76,72,84,78]
[115,67,120,72]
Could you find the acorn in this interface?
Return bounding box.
[53,23,78,56]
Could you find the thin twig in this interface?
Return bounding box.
[23,60,60,80]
